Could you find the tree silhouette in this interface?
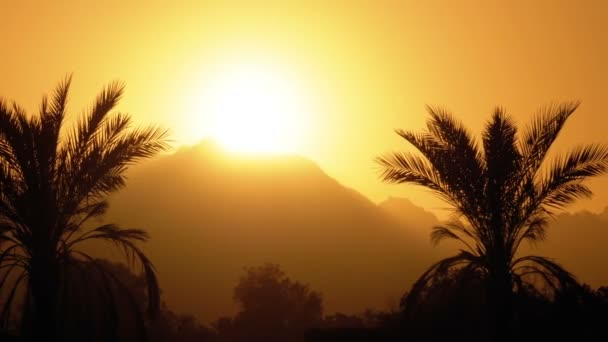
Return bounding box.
[0,76,170,340]
[215,263,323,342]
[377,103,608,340]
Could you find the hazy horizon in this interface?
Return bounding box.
[1,1,608,340]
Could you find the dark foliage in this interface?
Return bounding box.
[308,272,608,341]
[214,263,323,342]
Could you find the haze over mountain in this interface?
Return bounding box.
[98,141,608,322]
[102,141,444,322]
[530,209,608,288]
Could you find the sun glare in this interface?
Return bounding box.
[193,61,310,154]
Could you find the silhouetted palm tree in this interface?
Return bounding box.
[0,76,169,339]
[377,103,608,340]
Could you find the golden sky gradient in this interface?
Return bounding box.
[2,0,608,215]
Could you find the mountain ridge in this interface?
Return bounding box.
[95,141,608,322]
[102,142,443,322]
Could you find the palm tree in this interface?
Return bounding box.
[0,76,170,340]
[377,103,608,339]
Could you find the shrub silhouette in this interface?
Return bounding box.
[215,263,323,342]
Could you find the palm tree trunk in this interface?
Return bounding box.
[28,253,60,340]
[487,265,513,342]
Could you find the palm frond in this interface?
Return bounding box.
[67,254,148,341]
[482,108,522,198]
[519,101,580,176]
[60,254,121,340]
[60,80,125,181]
[383,108,488,236]
[481,109,524,251]
[47,74,72,124]
[376,152,457,207]
[538,144,608,212]
[68,225,159,318]
[424,106,485,172]
[38,75,72,166]
[424,106,481,157]
[70,124,169,205]
[0,102,39,191]
[0,270,27,329]
[509,214,548,254]
[430,226,461,245]
[73,200,109,226]
[77,80,125,148]
[512,255,579,297]
[0,258,26,292]
[403,251,483,314]
[423,108,485,201]
[430,223,478,254]
[67,224,148,247]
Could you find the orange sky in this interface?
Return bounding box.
[2,0,608,215]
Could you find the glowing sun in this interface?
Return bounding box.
[196,61,310,154]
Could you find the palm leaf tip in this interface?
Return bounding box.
[513,255,579,295]
[430,226,460,246]
[142,261,161,318]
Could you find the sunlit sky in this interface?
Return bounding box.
[2,0,608,215]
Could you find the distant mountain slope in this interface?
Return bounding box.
[102,142,442,322]
[378,197,440,235]
[528,209,608,287]
[98,141,608,322]
[381,195,608,289]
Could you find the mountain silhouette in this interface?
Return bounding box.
[94,141,608,322]
[529,209,608,287]
[378,197,440,235]
[99,141,443,322]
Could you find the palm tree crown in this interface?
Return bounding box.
[0,76,170,338]
[377,103,608,322]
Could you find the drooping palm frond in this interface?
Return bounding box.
[58,255,121,340]
[403,251,484,315]
[63,224,160,318]
[59,254,149,342]
[0,237,29,329]
[509,213,548,254]
[0,270,27,329]
[512,255,579,298]
[430,220,481,254]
